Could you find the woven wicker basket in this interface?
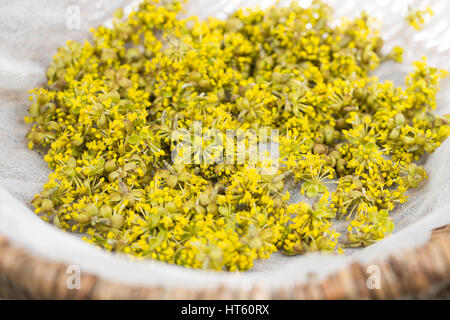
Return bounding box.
[0,225,449,299]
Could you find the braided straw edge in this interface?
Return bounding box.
[0,226,449,299]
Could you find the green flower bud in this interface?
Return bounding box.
[314,143,327,155]
[85,203,98,217]
[335,118,347,130]
[123,192,135,208]
[389,128,400,140]
[324,155,334,167]
[46,121,60,131]
[178,170,190,182]
[353,179,363,190]
[209,247,222,262]
[395,113,405,126]
[207,202,217,214]
[100,205,113,218]
[71,136,84,147]
[195,205,206,215]
[189,71,202,82]
[104,160,117,173]
[415,134,426,146]
[108,171,120,182]
[29,103,40,117]
[293,242,304,254]
[323,126,335,145]
[53,215,62,228]
[111,215,124,228]
[329,150,342,160]
[166,175,178,188]
[198,79,211,90]
[273,197,283,209]
[32,132,46,144]
[424,143,435,153]
[317,238,330,250]
[401,135,415,145]
[76,213,90,224]
[97,113,107,127]
[36,94,48,106]
[41,198,53,212]
[199,193,211,206]
[165,202,177,213]
[249,237,262,249]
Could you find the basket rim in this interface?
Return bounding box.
[0,225,448,299]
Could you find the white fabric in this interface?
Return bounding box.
[0,0,449,291]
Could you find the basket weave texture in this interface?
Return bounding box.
[0,225,449,299]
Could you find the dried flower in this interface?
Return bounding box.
[25,0,449,271]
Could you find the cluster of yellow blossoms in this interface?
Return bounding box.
[25,0,449,271]
[406,6,434,30]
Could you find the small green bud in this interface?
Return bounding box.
[323,126,335,145]
[108,171,120,182]
[424,143,435,153]
[100,205,113,218]
[76,213,90,224]
[199,193,211,206]
[198,79,211,90]
[317,238,330,250]
[336,118,347,130]
[123,192,135,208]
[353,179,363,190]
[415,134,426,146]
[195,205,206,215]
[189,71,202,82]
[337,158,347,167]
[124,120,134,134]
[71,136,84,147]
[104,160,117,173]
[217,88,226,102]
[435,117,446,127]
[389,128,400,140]
[293,242,304,254]
[178,170,190,182]
[32,132,46,144]
[206,202,217,214]
[41,198,53,211]
[271,72,283,84]
[325,155,336,167]
[111,215,124,228]
[209,247,222,262]
[97,114,107,127]
[85,203,98,217]
[46,121,60,131]
[165,202,177,213]
[29,103,40,117]
[166,175,178,188]
[53,215,62,228]
[273,197,283,209]
[401,136,415,145]
[249,237,262,249]
[395,113,405,126]
[329,150,342,160]
[314,143,327,155]
[36,94,48,106]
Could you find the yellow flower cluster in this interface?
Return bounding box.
[281,192,340,255]
[25,0,449,271]
[406,6,434,30]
